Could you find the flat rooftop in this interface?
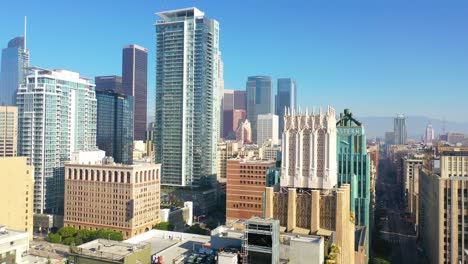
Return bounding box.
[73,239,148,261]
[0,226,28,242]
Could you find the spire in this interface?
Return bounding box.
[305,107,309,116]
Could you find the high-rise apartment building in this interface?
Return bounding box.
[17,68,97,214]
[234,90,247,111]
[336,109,370,253]
[64,153,161,239]
[424,122,435,144]
[394,114,407,145]
[122,44,147,141]
[95,75,123,93]
[0,36,29,106]
[236,119,252,144]
[155,7,220,186]
[96,90,134,165]
[226,159,276,223]
[275,78,296,135]
[0,157,34,239]
[223,109,246,139]
[257,114,279,146]
[281,107,337,189]
[0,106,17,156]
[420,150,468,263]
[246,76,273,143]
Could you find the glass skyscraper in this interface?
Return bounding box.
[95,75,123,93]
[275,78,296,135]
[155,7,220,186]
[17,68,97,214]
[96,90,134,165]
[394,114,407,145]
[0,36,29,106]
[246,76,273,143]
[336,109,370,255]
[122,45,148,141]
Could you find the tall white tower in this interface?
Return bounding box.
[424,122,435,144]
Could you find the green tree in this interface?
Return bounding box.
[154,222,175,231]
[96,229,123,241]
[77,229,95,243]
[372,257,391,264]
[185,224,209,235]
[46,233,61,243]
[57,226,77,239]
[63,237,83,246]
[205,220,218,230]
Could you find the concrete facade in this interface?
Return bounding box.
[0,227,29,264]
[236,119,252,144]
[64,161,161,239]
[0,106,17,157]
[256,114,279,146]
[0,157,34,239]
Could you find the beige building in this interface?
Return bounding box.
[64,160,161,239]
[403,155,424,212]
[420,150,468,264]
[0,157,34,239]
[0,106,17,157]
[217,140,241,183]
[265,184,356,264]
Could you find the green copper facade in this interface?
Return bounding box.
[336,109,370,255]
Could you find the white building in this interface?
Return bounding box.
[281,107,337,189]
[424,122,435,144]
[257,114,279,146]
[0,226,29,264]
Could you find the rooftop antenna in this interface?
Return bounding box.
[24,16,27,51]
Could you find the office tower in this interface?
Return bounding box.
[226,159,276,223]
[0,157,33,239]
[256,114,279,146]
[221,89,234,137]
[0,106,17,156]
[384,131,395,145]
[96,90,134,164]
[276,78,296,135]
[424,122,435,144]
[336,109,370,254]
[447,132,465,145]
[265,184,356,264]
[281,107,337,189]
[17,68,97,214]
[64,152,161,239]
[419,150,468,263]
[394,114,407,145]
[155,7,220,186]
[122,44,147,141]
[223,109,246,139]
[234,90,247,111]
[95,75,122,93]
[0,36,29,106]
[223,89,234,111]
[236,119,252,143]
[246,76,273,142]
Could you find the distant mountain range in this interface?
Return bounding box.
[358,116,468,139]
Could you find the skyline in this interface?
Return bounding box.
[1,0,468,121]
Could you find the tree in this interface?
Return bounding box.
[154,222,175,231]
[63,237,83,246]
[57,226,77,239]
[96,229,123,241]
[372,257,391,264]
[205,220,218,230]
[77,229,95,243]
[185,224,209,235]
[47,233,61,243]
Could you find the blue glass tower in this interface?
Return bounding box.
[275,78,296,135]
[96,90,134,165]
[246,76,273,143]
[0,36,29,106]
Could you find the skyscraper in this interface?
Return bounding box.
[336,109,370,254]
[223,109,246,139]
[96,90,134,165]
[0,36,29,106]
[222,89,234,111]
[236,119,252,143]
[276,78,296,135]
[233,90,247,111]
[0,106,17,157]
[257,114,279,146]
[246,76,273,143]
[95,75,123,93]
[281,107,337,189]
[122,44,148,141]
[17,68,97,214]
[155,7,220,186]
[394,114,407,145]
[424,122,435,144]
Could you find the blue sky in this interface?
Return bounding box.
[1,0,468,121]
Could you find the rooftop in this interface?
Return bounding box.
[71,239,149,261]
[0,226,29,243]
[156,7,204,20]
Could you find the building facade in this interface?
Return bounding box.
[394,114,407,145]
[281,107,337,189]
[17,68,97,214]
[0,106,17,156]
[336,109,370,255]
[217,141,240,183]
[257,114,279,146]
[0,157,34,239]
[122,44,148,141]
[96,90,134,165]
[155,8,220,186]
[0,227,29,264]
[234,90,247,111]
[424,122,435,145]
[95,75,123,93]
[0,36,29,106]
[236,119,252,144]
[64,160,161,239]
[275,78,296,135]
[246,76,273,143]
[223,109,246,139]
[226,159,276,223]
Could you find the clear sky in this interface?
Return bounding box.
[1,0,468,121]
